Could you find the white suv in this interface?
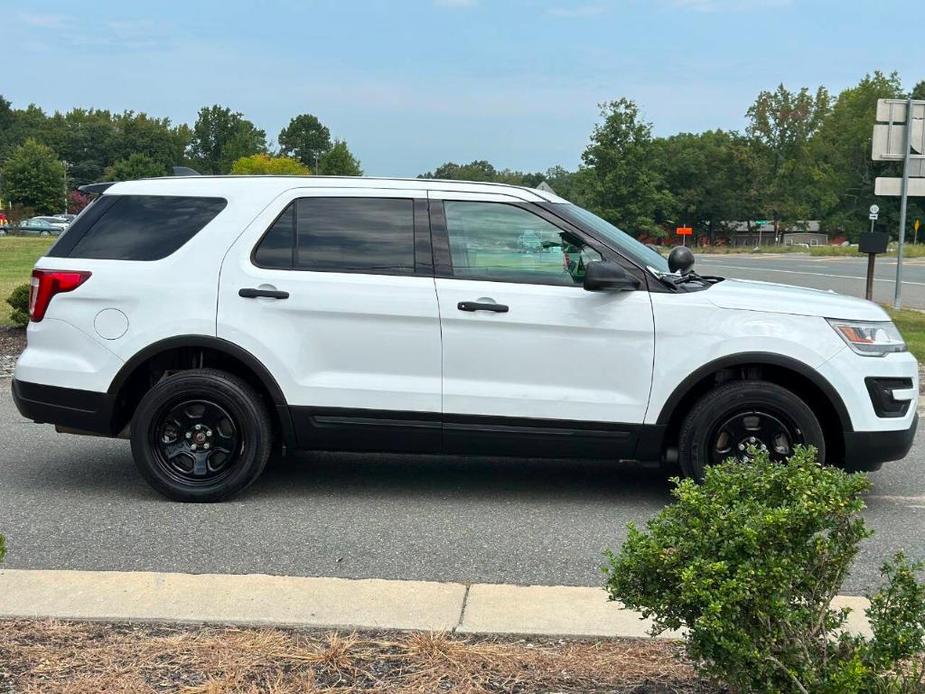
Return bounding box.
[12,176,918,502]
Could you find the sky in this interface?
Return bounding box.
[2,0,922,177]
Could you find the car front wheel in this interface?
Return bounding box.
[678,380,825,482]
[130,368,272,502]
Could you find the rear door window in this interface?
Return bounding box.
[48,195,227,260]
[253,197,416,275]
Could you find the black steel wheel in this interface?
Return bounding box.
[678,380,825,481]
[131,369,272,502]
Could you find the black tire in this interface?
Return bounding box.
[678,380,825,482]
[130,368,273,502]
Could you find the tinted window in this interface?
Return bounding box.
[254,197,415,274]
[254,205,295,269]
[444,201,601,286]
[59,195,226,261]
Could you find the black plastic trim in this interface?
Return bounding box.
[290,406,645,459]
[108,335,296,447]
[12,379,115,435]
[842,414,917,471]
[654,352,853,432]
[864,377,913,418]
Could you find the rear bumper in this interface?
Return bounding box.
[842,413,918,472]
[11,378,115,436]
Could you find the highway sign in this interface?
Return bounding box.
[875,177,925,196]
[676,226,693,236]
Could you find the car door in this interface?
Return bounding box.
[429,191,655,459]
[218,187,442,452]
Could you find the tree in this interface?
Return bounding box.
[746,84,831,231]
[188,105,267,174]
[419,160,546,187]
[812,72,906,240]
[105,153,169,181]
[317,140,363,176]
[655,130,760,243]
[0,138,65,213]
[231,153,310,175]
[580,99,673,237]
[278,114,331,168]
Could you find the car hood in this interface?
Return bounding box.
[706,278,889,321]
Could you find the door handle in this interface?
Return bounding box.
[239,287,289,300]
[457,301,509,313]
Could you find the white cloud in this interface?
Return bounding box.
[671,0,792,11]
[19,12,70,29]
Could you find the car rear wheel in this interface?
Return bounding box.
[130,368,272,502]
[678,380,825,482]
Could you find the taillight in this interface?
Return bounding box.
[29,269,91,322]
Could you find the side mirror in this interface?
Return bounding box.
[668,246,695,274]
[583,261,640,292]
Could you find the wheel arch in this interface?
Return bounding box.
[107,335,294,446]
[655,352,851,464]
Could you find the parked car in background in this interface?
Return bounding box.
[15,218,67,236]
[51,214,77,224]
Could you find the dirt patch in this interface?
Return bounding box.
[0,619,716,693]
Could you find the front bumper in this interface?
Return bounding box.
[11,378,115,435]
[842,413,918,472]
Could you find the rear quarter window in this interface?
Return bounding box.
[48,195,227,261]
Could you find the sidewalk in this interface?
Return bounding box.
[0,568,872,639]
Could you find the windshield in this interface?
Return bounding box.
[555,203,670,274]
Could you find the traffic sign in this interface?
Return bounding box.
[916,218,921,233]
[676,226,693,236]
[870,204,880,215]
[875,177,925,196]
[870,212,879,220]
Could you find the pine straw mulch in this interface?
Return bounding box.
[0,619,719,693]
[0,327,25,358]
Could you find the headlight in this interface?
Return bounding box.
[827,319,906,356]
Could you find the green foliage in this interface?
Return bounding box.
[188,105,267,174]
[0,532,5,565]
[6,283,29,326]
[0,138,65,213]
[231,153,310,175]
[605,447,925,693]
[317,140,363,176]
[105,153,169,181]
[580,99,674,237]
[278,114,332,168]
[419,160,547,188]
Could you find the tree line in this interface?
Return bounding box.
[0,102,362,216]
[1,71,923,243]
[423,72,925,243]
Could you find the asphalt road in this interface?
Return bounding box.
[696,253,925,309]
[0,383,921,595]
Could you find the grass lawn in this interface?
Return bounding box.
[885,307,925,363]
[0,237,54,325]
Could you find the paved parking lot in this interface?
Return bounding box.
[0,383,921,595]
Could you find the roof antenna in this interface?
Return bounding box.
[172,166,201,176]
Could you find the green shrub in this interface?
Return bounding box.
[6,283,29,326]
[604,447,925,693]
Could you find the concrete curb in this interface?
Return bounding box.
[0,569,872,639]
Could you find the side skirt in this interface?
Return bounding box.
[289,406,664,461]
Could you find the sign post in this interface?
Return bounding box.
[676,225,693,247]
[872,98,925,308]
[859,229,889,301]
